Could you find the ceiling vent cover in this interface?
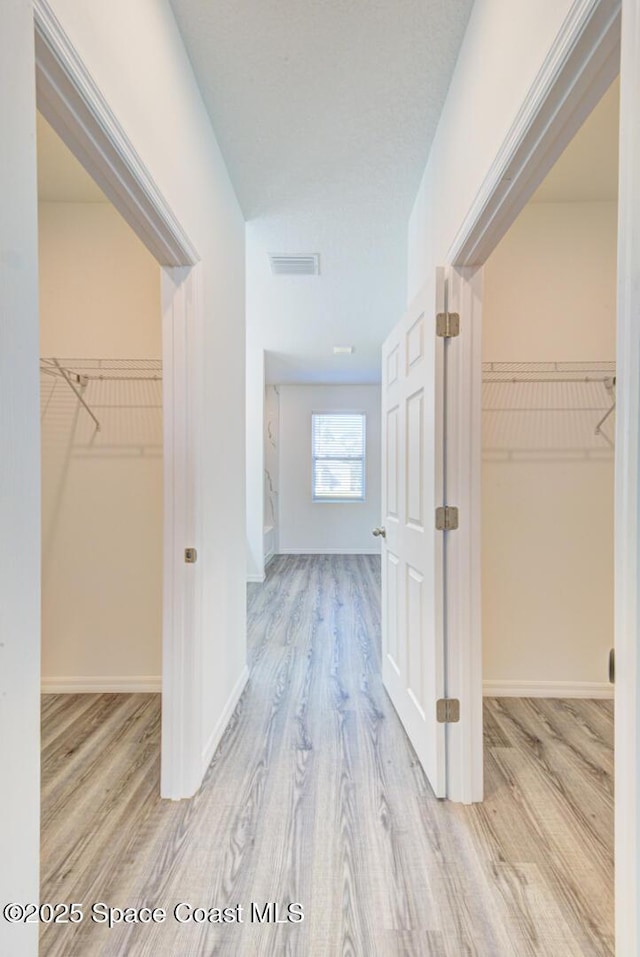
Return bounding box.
[269,254,320,276]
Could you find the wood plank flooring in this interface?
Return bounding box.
[40,555,614,956]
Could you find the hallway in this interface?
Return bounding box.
[41,555,613,956]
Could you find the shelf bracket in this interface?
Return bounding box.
[52,358,101,432]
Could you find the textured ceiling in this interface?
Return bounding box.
[170,0,474,219]
[169,0,474,382]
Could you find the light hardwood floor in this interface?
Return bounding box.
[40,555,614,956]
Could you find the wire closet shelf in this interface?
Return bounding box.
[482,360,616,383]
[40,357,162,381]
[40,357,163,435]
[482,360,616,439]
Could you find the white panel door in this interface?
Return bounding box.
[380,275,446,797]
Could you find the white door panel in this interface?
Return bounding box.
[380,275,446,798]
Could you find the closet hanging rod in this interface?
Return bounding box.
[74,374,162,381]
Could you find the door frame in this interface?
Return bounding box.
[442,0,637,948]
[442,266,484,804]
[34,0,203,799]
[611,1,640,951]
[444,0,621,805]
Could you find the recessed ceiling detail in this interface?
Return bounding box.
[269,254,320,276]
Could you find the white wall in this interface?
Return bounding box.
[264,384,280,560]
[246,343,265,580]
[0,5,41,954]
[482,203,617,361]
[39,202,161,357]
[482,201,617,689]
[408,0,579,293]
[278,384,381,553]
[39,201,163,687]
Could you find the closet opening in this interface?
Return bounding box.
[480,76,618,943]
[38,111,165,870]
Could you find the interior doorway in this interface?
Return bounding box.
[34,14,204,799]
[481,79,618,700]
[38,112,164,697]
[479,77,618,946]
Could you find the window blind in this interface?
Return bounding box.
[312,413,366,501]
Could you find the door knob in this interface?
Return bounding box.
[372,526,386,538]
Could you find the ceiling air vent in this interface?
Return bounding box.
[269,254,320,276]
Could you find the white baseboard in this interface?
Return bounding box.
[247,572,266,583]
[483,679,614,699]
[202,664,249,771]
[278,547,380,555]
[42,675,161,693]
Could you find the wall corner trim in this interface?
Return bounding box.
[201,665,249,773]
[33,0,200,268]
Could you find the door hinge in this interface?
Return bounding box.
[435,506,459,530]
[437,698,460,723]
[184,547,198,564]
[436,311,460,338]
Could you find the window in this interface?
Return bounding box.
[312,412,366,502]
